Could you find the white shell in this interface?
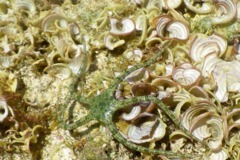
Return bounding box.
[11,0,36,13]
[68,51,91,75]
[109,17,135,36]
[155,16,172,38]
[155,16,189,40]
[122,105,141,121]
[123,49,143,63]
[151,77,178,93]
[68,23,82,42]
[124,68,146,83]
[161,0,182,9]
[237,1,240,20]
[183,0,212,14]
[211,0,237,25]
[135,15,146,31]
[42,14,68,33]
[104,34,125,50]
[209,149,229,160]
[206,117,224,151]
[201,53,221,77]
[172,63,201,88]
[127,113,166,144]
[44,63,72,80]
[0,56,13,68]
[0,98,9,122]
[166,21,189,40]
[212,60,240,102]
[181,101,217,132]
[190,34,227,62]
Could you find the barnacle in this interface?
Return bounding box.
[1,0,240,159]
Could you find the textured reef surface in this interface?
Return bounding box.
[0,0,240,159]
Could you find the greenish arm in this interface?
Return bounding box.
[109,48,166,91]
[105,106,197,158]
[111,96,202,143]
[62,114,93,130]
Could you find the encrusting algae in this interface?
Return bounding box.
[0,0,240,159]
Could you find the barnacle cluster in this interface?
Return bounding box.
[0,0,240,159]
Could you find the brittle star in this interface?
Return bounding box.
[58,45,202,159]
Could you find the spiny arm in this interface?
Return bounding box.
[61,114,94,130]
[106,98,198,158]
[58,91,92,129]
[107,120,194,158]
[109,43,170,92]
[112,96,202,143]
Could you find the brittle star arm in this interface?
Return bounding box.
[105,97,199,158]
[68,50,92,104]
[58,92,92,129]
[58,54,92,128]
[109,46,168,91]
[62,114,94,130]
[58,96,93,129]
[106,120,192,158]
[112,96,201,142]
